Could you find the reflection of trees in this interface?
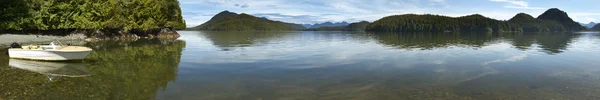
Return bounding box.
[0,39,185,99]
[372,32,578,54]
[371,32,501,50]
[506,33,536,50]
[504,32,579,54]
[534,33,578,54]
[201,31,293,50]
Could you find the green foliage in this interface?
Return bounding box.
[0,0,186,31]
[191,11,305,31]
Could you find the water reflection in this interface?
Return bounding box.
[165,31,600,100]
[0,39,185,99]
[201,31,297,51]
[1,31,599,99]
[9,59,90,79]
[371,32,579,54]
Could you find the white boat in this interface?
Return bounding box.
[8,59,91,78]
[8,40,93,61]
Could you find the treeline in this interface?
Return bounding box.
[366,14,520,32]
[365,14,522,32]
[0,0,186,36]
[191,11,305,31]
[365,8,586,32]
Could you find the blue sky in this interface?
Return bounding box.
[179,0,600,27]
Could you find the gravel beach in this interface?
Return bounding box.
[0,34,86,48]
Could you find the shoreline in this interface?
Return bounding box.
[0,33,180,49]
[0,34,86,48]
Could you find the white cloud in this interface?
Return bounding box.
[504,6,544,10]
[565,12,600,23]
[490,0,544,10]
[430,0,445,3]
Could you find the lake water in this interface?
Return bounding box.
[1,31,600,100]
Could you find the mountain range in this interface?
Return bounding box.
[303,22,350,28]
[580,22,597,28]
[191,8,587,32]
[304,21,370,31]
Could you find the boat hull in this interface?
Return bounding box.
[8,49,92,61]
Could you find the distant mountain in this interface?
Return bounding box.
[302,24,313,28]
[508,13,566,32]
[309,22,350,28]
[580,22,596,28]
[536,8,587,31]
[304,21,370,31]
[191,11,305,31]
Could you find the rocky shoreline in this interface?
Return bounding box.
[0,28,180,48]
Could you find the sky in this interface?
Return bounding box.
[179,0,600,27]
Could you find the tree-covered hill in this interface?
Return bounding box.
[0,0,186,38]
[537,8,586,31]
[365,8,585,33]
[508,13,566,32]
[345,21,370,31]
[365,14,521,32]
[191,11,305,31]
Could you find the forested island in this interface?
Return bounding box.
[192,8,588,32]
[0,0,186,38]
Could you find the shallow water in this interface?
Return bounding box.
[1,31,600,100]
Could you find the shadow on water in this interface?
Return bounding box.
[0,39,186,99]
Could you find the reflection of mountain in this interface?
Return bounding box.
[371,32,578,54]
[201,31,295,50]
[0,39,185,99]
[9,59,90,77]
[371,32,501,50]
[504,33,579,54]
[534,33,579,54]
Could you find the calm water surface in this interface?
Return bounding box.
[1,31,600,100]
